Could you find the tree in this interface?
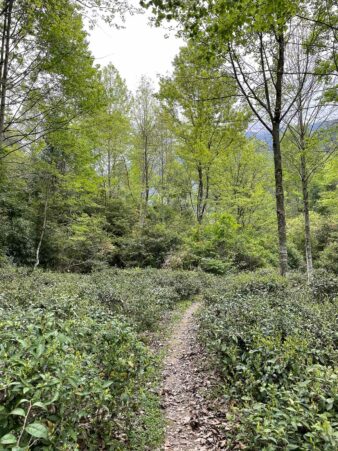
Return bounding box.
[141,0,336,276]
[283,24,337,280]
[217,139,275,231]
[29,120,111,271]
[300,0,338,101]
[132,76,159,225]
[0,0,124,161]
[159,43,245,224]
[95,64,131,202]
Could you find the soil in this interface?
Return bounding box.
[161,302,228,451]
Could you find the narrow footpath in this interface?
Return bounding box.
[162,302,226,450]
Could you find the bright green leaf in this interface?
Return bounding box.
[10,408,26,417]
[0,433,17,445]
[25,422,48,439]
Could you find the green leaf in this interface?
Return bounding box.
[0,433,17,444]
[36,343,45,357]
[10,408,26,417]
[25,422,48,439]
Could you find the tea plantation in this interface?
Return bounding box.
[0,268,206,449]
[0,268,337,449]
[199,270,338,450]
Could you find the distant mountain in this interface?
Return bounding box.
[246,119,338,148]
[246,129,272,147]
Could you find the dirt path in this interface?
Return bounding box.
[161,302,226,450]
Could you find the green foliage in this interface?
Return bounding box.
[199,257,232,275]
[288,212,338,272]
[238,365,338,450]
[286,243,304,270]
[182,213,278,273]
[199,270,338,449]
[0,267,204,332]
[310,269,338,301]
[318,240,338,275]
[0,311,158,450]
[0,267,207,448]
[159,42,246,224]
[112,226,181,269]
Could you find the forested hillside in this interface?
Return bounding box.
[0,0,337,450]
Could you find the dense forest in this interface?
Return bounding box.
[0,0,337,450]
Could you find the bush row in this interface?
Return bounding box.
[0,267,207,332]
[199,270,338,450]
[0,267,206,449]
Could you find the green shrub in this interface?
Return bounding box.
[200,270,288,309]
[199,271,338,449]
[287,243,304,270]
[199,257,233,275]
[111,227,180,269]
[238,366,338,450]
[0,267,204,332]
[310,269,338,301]
[318,238,338,275]
[0,307,162,450]
[0,266,204,449]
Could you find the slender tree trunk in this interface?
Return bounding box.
[201,170,210,221]
[0,0,13,147]
[107,146,112,200]
[144,134,149,205]
[297,93,313,282]
[272,33,288,276]
[140,134,149,227]
[34,192,48,270]
[229,33,289,275]
[197,163,204,224]
[300,155,313,282]
[0,8,7,133]
[272,124,288,276]
[160,145,165,221]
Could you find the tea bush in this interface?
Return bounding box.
[310,269,338,301]
[0,306,161,449]
[0,267,205,332]
[0,267,205,449]
[199,270,338,450]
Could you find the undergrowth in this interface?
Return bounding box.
[199,269,338,450]
[2,266,336,449]
[0,267,206,450]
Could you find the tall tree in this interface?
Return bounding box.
[141,0,336,275]
[0,0,125,160]
[132,76,159,224]
[283,23,337,280]
[159,43,245,224]
[95,64,131,202]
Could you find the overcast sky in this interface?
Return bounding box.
[87,4,183,92]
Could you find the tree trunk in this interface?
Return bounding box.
[201,170,210,221]
[272,124,288,276]
[140,134,149,227]
[300,156,313,282]
[34,192,48,270]
[272,33,288,276]
[144,134,149,205]
[196,163,204,224]
[0,0,13,147]
[107,147,112,199]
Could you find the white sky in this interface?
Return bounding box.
[86,5,184,92]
